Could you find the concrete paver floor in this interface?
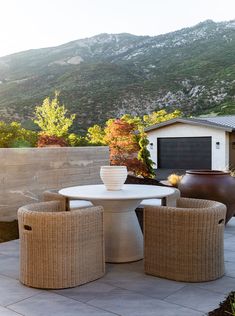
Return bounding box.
[0,219,235,315]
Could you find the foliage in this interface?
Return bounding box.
[206,101,235,116]
[138,133,155,178]
[229,169,235,178]
[86,125,107,145]
[87,109,181,144]
[208,291,235,315]
[121,114,143,130]
[104,118,154,177]
[37,134,68,147]
[67,133,90,146]
[85,110,180,177]
[104,119,139,155]
[143,110,181,127]
[67,133,77,147]
[227,293,235,315]
[1,21,235,133]
[0,121,37,148]
[34,91,76,137]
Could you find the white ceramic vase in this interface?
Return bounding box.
[100,166,128,191]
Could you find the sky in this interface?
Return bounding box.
[0,0,235,58]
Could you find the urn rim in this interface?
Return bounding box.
[185,169,230,176]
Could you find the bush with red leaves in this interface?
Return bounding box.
[104,119,151,177]
[37,134,68,147]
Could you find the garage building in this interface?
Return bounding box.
[145,116,235,172]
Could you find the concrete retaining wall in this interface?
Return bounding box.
[0,147,109,221]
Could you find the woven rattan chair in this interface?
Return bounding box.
[144,197,226,282]
[43,189,93,211]
[140,188,180,207]
[125,175,180,231]
[18,201,105,289]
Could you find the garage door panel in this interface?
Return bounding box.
[158,137,211,169]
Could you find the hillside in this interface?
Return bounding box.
[0,19,235,133]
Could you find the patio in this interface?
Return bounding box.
[0,219,234,316]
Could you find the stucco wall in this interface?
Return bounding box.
[0,147,109,221]
[146,123,230,170]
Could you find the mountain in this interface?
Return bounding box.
[0,19,235,133]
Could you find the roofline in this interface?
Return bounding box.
[144,117,233,133]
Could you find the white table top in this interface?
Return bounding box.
[59,184,175,201]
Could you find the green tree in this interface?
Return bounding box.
[84,109,181,177]
[86,110,181,146]
[121,114,143,130]
[34,91,75,137]
[68,133,89,146]
[86,124,106,145]
[0,121,38,148]
[138,132,155,178]
[143,109,181,127]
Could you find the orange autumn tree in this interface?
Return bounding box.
[104,118,153,177]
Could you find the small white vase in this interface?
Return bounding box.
[100,166,127,191]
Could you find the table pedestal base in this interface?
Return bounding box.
[92,199,143,263]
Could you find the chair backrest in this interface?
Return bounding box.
[42,190,70,211]
[19,200,64,214]
[145,197,226,227]
[18,201,104,289]
[18,201,104,240]
[18,200,65,234]
[144,197,226,282]
[125,174,180,206]
[176,197,223,209]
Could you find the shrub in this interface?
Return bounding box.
[37,134,68,147]
[67,133,90,146]
[86,125,106,145]
[138,133,155,178]
[0,121,38,148]
[104,119,154,177]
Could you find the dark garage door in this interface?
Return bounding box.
[157,137,212,169]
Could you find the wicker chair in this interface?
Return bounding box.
[125,174,180,231]
[140,188,180,207]
[18,201,105,289]
[42,189,93,211]
[144,197,226,282]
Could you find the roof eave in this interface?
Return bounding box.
[144,118,233,133]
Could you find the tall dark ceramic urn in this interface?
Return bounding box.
[178,170,235,223]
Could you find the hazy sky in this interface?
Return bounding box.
[0,0,235,57]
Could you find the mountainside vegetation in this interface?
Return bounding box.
[0,19,235,133]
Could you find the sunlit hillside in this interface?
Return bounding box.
[0,19,235,132]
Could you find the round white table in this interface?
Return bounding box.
[59,184,175,263]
